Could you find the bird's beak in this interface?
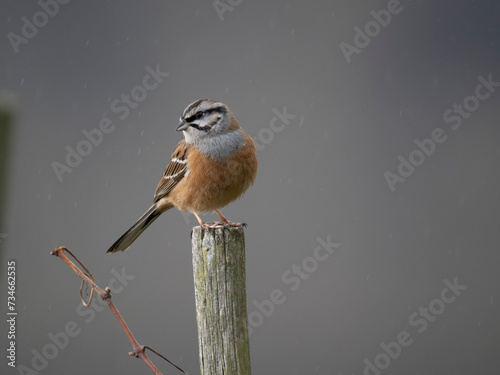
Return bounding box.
[176,121,189,131]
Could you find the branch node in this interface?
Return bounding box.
[129,345,145,358]
[101,288,112,301]
[50,246,66,257]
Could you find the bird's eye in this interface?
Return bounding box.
[195,111,205,119]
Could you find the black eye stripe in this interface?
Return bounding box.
[185,106,226,123]
[189,124,209,132]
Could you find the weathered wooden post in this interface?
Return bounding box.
[191,226,251,375]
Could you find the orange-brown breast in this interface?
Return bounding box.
[167,132,257,213]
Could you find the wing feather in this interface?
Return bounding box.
[154,139,189,203]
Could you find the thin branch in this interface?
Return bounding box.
[50,246,188,375]
[144,346,189,375]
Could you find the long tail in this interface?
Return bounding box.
[107,203,163,253]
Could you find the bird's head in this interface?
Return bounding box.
[177,99,236,144]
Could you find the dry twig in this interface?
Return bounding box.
[50,246,188,375]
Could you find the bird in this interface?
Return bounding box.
[107,99,258,253]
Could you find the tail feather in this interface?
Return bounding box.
[107,204,162,253]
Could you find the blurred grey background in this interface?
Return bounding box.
[1,0,499,374]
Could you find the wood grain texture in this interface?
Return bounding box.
[191,226,251,375]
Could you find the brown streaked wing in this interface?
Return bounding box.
[153,139,189,203]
